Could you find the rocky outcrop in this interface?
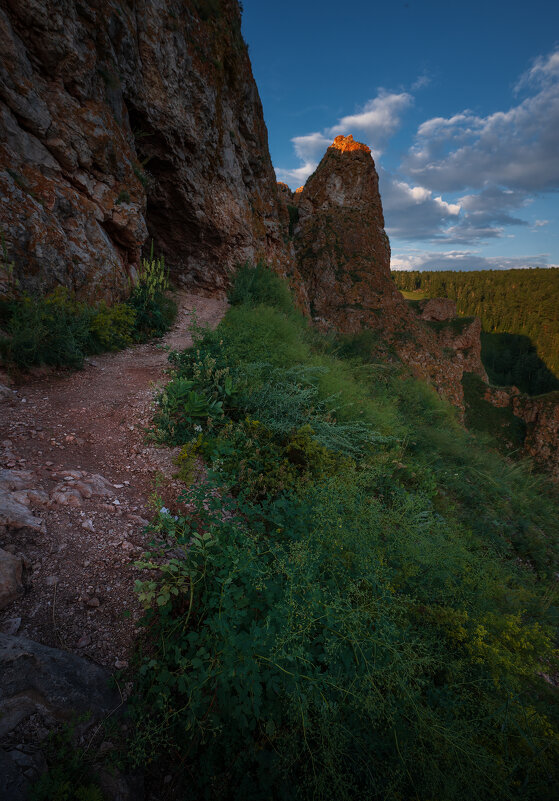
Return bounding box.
[483,385,559,480]
[420,297,458,322]
[0,632,123,800]
[0,632,120,736]
[515,393,559,481]
[291,134,487,410]
[293,135,397,328]
[0,0,292,301]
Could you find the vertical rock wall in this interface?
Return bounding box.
[290,135,487,410]
[0,0,292,301]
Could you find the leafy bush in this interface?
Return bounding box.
[131,475,559,801]
[90,301,136,351]
[29,724,105,801]
[0,247,176,369]
[127,249,176,341]
[227,260,296,317]
[1,288,97,368]
[130,264,559,800]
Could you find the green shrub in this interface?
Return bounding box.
[29,724,105,801]
[1,287,95,368]
[131,473,559,801]
[227,260,296,317]
[90,301,136,350]
[0,247,176,370]
[130,263,559,800]
[127,246,176,341]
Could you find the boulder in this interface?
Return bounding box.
[0,633,121,739]
[0,383,16,401]
[0,487,46,532]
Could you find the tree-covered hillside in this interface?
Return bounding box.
[392,268,559,382]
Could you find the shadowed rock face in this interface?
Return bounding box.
[291,135,487,410]
[485,386,559,480]
[0,0,292,301]
[293,134,396,327]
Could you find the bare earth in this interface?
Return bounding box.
[0,292,227,670]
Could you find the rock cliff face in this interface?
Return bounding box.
[484,385,559,480]
[292,135,396,328]
[290,135,487,410]
[1,4,556,478]
[516,393,559,481]
[0,0,291,301]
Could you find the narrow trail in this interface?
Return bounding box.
[0,291,228,669]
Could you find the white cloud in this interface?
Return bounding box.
[403,48,559,192]
[274,52,558,254]
[380,169,463,241]
[516,49,559,90]
[328,90,413,155]
[292,132,332,164]
[274,132,331,185]
[274,87,414,189]
[390,250,556,271]
[411,74,431,91]
[275,162,317,186]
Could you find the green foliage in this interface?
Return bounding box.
[131,264,559,800]
[127,245,176,341]
[482,331,559,394]
[132,164,149,188]
[174,435,203,484]
[1,246,175,370]
[392,268,559,383]
[89,301,136,351]
[1,288,97,368]
[227,260,296,317]
[115,190,131,205]
[332,328,383,362]
[29,725,105,801]
[0,227,17,296]
[462,371,527,453]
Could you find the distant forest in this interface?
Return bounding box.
[392,268,559,394]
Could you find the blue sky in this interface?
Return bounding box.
[241,1,559,270]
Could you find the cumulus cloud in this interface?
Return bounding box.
[516,49,559,90]
[379,168,462,241]
[390,250,556,271]
[328,90,413,156]
[275,162,317,186]
[274,88,413,188]
[381,174,532,245]
[274,132,331,185]
[274,52,558,253]
[402,48,559,192]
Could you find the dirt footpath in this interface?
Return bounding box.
[0,292,227,670]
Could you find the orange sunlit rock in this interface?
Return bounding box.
[330,134,371,154]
